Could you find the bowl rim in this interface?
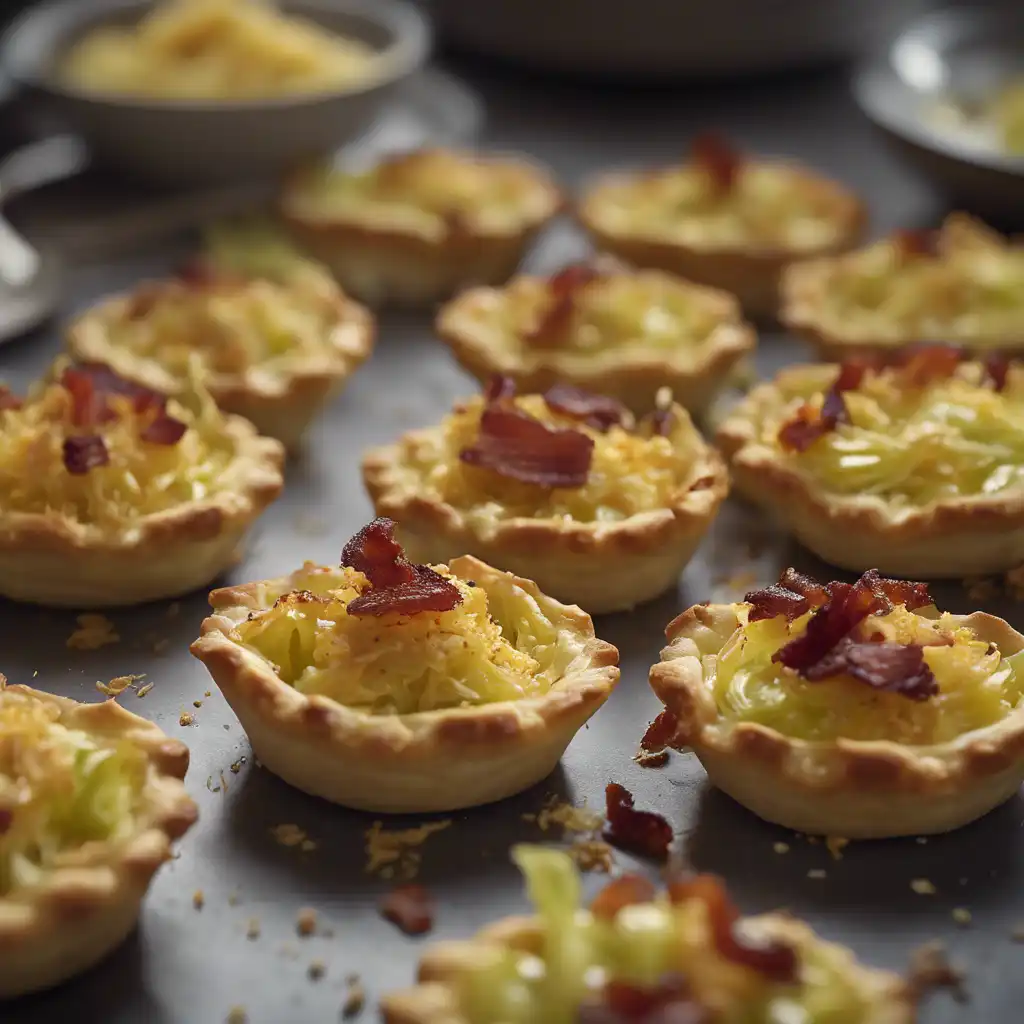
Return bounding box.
[0,0,432,112]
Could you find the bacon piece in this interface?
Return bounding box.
[380,884,434,936]
[341,517,415,589]
[484,374,518,403]
[139,412,188,446]
[459,404,594,488]
[525,263,602,347]
[543,384,628,432]
[590,874,658,921]
[898,344,963,389]
[62,435,110,475]
[874,576,933,611]
[577,975,710,1023]
[777,360,870,453]
[745,568,831,623]
[893,228,939,258]
[640,710,679,753]
[60,363,165,427]
[0,387,22,412]
[802,636,938,700]
[0,808,11,835]
[690,132,741,193]
[603,782,673,861]
[777,568,831,605]
[983,352,1011,392]
[667,873,798,983]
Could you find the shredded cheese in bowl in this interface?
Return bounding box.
[233,563,581,714]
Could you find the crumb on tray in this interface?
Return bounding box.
[341,974,366,1019]
[96,673,145,697]
[911,878,937,895]
[192,890,205,910]
[364,819,451,880]
[908,940,967,1002]
[67,613,119,650]
[296,907,318,937]
[179,712,195,727]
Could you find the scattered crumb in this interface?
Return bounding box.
[364,819,451,880]
[825,836,848,861]
[952,908,972,927]
[193,700,203,708]
[246,917,261,940]
[307,959,326,981]
[911,878,937,895]
[341,974,365,1018]
[227,892,240,907]
[166,601,181,618]
[568,839,614,873]
[634,749,670,769]
[67,613,119,650]
[915,837,928,845]
[381,884,434,936]
[205,690,211,697]
[296,907,317,937]
[908,941,968,1002]
[230,757,247,774]
[136,682,154,698]
[226,1008,247,1024]
[179,712,195,727]
[96,673,145,697]
[300,839,317,853]
[807,869,827,880]
[524,795,603,836]
[280,942,300,960]
[773,842,790,855]
[272,823,316,850]
[192,890,205,910]
[206,772,229,794]
[1011,924,1024,943]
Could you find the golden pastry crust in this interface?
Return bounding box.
[382,914,915,1024]
[577,151,864,321]
[716,361,1024,577]
[0,684,197,999]
[66,269,375,451]
[436,265,756,418]
[280,149,564,308]
[781,214,1024,359]
[0,365,284,608]
[190,555,619,813]
[362,396,728,615]
[648,601,1024,838]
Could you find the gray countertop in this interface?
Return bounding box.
[4,60,1018,1024]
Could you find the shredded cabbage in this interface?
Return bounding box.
[203,216,333,287]
[994,79,1024,153]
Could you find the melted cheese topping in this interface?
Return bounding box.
[106,272,346,377]
[583,163,849,250]
[405,395,701,524]
[764,365,1024,505]
[807,222,1024,344]
[0,689,147,895]
[456,846,874,1024]
[994,80,1024,153]
[285,151,557,239]
[714,605,1024,744]
[59,0,377,101]
[0,379,235,530]
[234,563,580,715]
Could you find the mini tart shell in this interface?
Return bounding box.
[716,363,1024,577]
[189,555,619,814]
[0,412,284,608]
[362,404,729,615]
[65,284,375,451]
[381,912,915,1024]
[280,154,565,309]
[435,270,756,419]
[649,603,1024,838]
[576,164,866,321]
[0,686,197,1000]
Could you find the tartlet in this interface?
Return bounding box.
[0,679,197,999]
[0,360,284,607]
[716,349,1024,577]
[382,844,915,1023]
[781,214,1024,359]
[190,518,619,813]
[436,260,756,418]
[362,379,728,615]
[66,258,375,450]
[647,568,1024,838]
[280,149,564,308]
[577,133,864,320]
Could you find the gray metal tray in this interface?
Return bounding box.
[4,62,1017,1024]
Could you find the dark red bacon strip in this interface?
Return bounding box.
[60,363,166,427]
[543,383,628,432]
[379,884,434,936]
[62,435,110,475]
[639,710,679,753]
[690,132,742,193]
[460,403,594,488]
[603,782,673,861]
[0,808,12,835]
[984,352,1011,392]
[802,636,938,701]
[139,412,188,446]
[893,228,940,259]
[899,344,963,389]
[777,360,869,453]
[745,568,830,623]
[525,263,603,348]
[342,517,414,589]
[484,374,518,403]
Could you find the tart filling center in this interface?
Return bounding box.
[454,845,876,1023]
[0,688,147,895]
[234,520,581,714]
[715,570,1024,744]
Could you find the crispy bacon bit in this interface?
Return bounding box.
[484,374,518,403]
[893,228,939,258]
[139,412,188,446]
[984,352,1011,392]
[874,576,933,611]
[745,568,831,623]
[525,263,602,347]
[691,132,741,193]
[0,387,22,412]
[0,808,11,835]
[379,884,434,936]
[899,344,963,389]
[603,782,673,861]
[590,874,658,921]
[667,873,798,983]
[62,435,110,475]
[543,384,628,432]
[341,518,464,619]
[777,360,869,453]
[640,710,679,754]
[60,363,165,427]
[578,975,710,1023]
[460,404,594,488]
[803,637,938,700]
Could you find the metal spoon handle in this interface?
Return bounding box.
[0,217,40,288]
[0,135,89,204]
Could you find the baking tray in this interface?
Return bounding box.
[4,62,1020,1024]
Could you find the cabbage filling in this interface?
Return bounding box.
[0,690,147,895]
[407,395,698,524]
[455,846,873,1024]
[234,564,579,714]
[994,80,1024,153]
[714,605,1024,744]
[0,380,235,528]
[203,216,333,287]
[769,368,1024,504]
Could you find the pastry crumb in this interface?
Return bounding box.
[633,748,670,768]
[272,823,315,849]
[67,613,119,650]
[227,892,240,907]
[807,869,827,880]
[136,682,155,698]
[364,819,451,880]
[1011,924,1024,943]
[296,907,317,936]
[96,673,145,697]
[773,842,790,855]
[179,712,195,727]
[341,974,365,1018]
[825,836,848,860]
[225,1008,247,1024]
[307,959,326,981]
[246,917,261,940]
[193,699,203,708]
[192,890,205,910]
[525,795,603,836]
[230,756,247,774]
[568,838,614,873]
[911,878,936,895]
[300,839,317,853]
[908,940,967,1002]
[951,908,972,927]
